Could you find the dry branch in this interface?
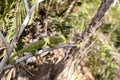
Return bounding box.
[79,0,114,53]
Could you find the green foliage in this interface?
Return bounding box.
[100,3,120,48]
[82,0,120,80]
[88,43,116,80]
[0,0,16,18]
[111,26,120,47]
[0,0,26,42]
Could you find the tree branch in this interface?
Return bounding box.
[0,31,9,47]
[24,0,30,12]
[79,0,114,53]
[3,43,77,70]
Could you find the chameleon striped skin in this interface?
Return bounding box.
[10,39,46,59]
[10,36,66,60]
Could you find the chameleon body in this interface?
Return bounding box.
[10,39,46,60]
[10,36,66,60]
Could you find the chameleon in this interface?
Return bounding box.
[10,35,66,61]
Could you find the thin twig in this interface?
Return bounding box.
[46,0,53,17]
[64,0,76,18]
[3,43,77,70]
[15,43,77,64]
[24,0,30,12]
[0,31,9,47]
[79,35,99,62]
[20,63,36,77]
[63,47,72,61]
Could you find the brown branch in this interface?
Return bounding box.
[79,0,114,53]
